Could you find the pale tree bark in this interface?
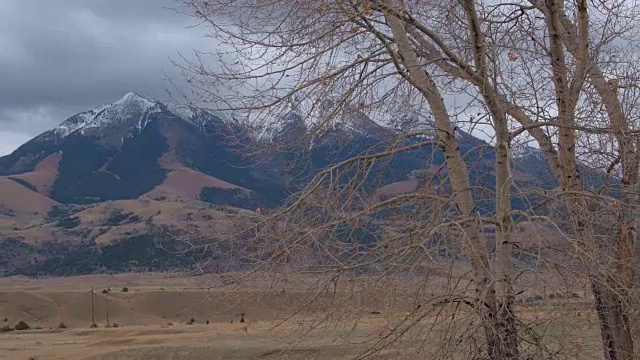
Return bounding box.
[460,0,520,359]
[536,1,637,358]
[384,10,506,359]
[379,1,637,358]
[181,0,639,358]
[458,0,519,357]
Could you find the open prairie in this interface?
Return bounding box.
[0,272,602,359]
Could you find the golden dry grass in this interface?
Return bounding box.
[144,163,242,200]
[0,272,606,360]
[0,322,405,360]
[0,195,254,246]
[8,153,61,196]
[0,177,58,217]
[0,274,404,359]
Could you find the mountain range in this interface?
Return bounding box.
[0,92,561,275]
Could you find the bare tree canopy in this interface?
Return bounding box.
[180,1,640,359]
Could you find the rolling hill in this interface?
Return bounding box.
[0,92,562,275]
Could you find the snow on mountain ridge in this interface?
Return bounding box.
[49,92,440,146]
[54,104,111,138]
[54,92,158,138]
[166,104,196,123]
[512,144,545,159]
[166,103,238,128]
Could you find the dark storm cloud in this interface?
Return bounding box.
[0,0,212,154]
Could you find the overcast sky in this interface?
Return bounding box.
[0,0,210,155]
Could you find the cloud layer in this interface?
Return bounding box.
[0,0,210,154]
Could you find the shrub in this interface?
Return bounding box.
[57,322,67,329]
[45,205,70,222]
[188,317,195,324]
[15,321,30,330]
[104,209,133,226]
[90,323,98,328]
[3,317,7,322]
[0,325,14,332]
[111,323,119,328]
[101,289,109,294]
[55,216,81,229]
[200,187,262,210]
[121,287,129,292]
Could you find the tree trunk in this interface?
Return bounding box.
[494,128,519,360]
[384,11,501,359]
[550,4,637,357]
[542,3,635,357]
[458,0,520,354]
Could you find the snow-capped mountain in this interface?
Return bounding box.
[0,91,563,209]
[0,92,584,275]
[54,92,158,138]
[512,144,545,160]
[0,92,271,204]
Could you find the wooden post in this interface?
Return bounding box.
[91,286,96,328]
[106,299,110,327]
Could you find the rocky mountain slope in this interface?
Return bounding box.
[0,92,566,275]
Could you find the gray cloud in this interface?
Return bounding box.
[0,0,212,154]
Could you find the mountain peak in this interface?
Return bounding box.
[116,92,155,106]
[53,93,159,138]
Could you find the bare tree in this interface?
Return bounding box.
[179,0,640,359]
[297,1,640,359]
[378,2,640,358]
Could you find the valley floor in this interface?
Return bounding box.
[1,322,392,360]
[0,273,604,359]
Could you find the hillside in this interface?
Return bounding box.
[0,92,567,275]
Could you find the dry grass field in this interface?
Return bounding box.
[0,272,604,359]
[1,322,391,360]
